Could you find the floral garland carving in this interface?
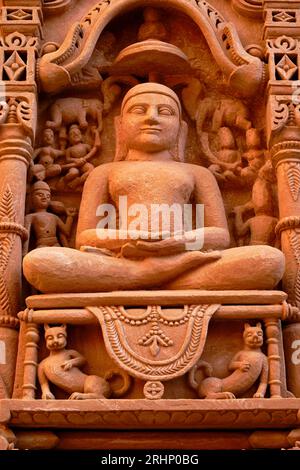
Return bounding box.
[89,304,219,381]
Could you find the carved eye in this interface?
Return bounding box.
[58,333,65,338]
[158,106,174,116]
[47,335,53,340]
[129,105,146,114]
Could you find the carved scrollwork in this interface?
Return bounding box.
[194,0,226,31]
[16,100,32,132]
[269,96,292,132]
[0,32,38,49]
[0,96,36,137]
[267,35,297,53]
[219,25,248,67]
[37,0,264,97]
[82,0,111,28]
[0,102,9,125]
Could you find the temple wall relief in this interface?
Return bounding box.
[0,0,300,451]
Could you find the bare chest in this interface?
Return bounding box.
[69,144,88,158]
[109,163,194,206]
[32,213,57,235]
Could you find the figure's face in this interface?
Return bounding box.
[43,129,54,145]
[69,128,82,145]
[243,326,263,348]
[32,189,51,209]
[121,92,181,154]
[45,327,67,350]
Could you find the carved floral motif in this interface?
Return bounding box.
[0,185,26,320]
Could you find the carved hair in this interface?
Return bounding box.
[31,181,51,193]
[69,124,81,133]
[115,82,187,162]
[120,82,182,117]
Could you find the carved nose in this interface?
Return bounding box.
[144,116,159,125]
[144,107,159,124]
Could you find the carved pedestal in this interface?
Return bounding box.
[0,290,296,449]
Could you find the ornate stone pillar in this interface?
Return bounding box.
[0,1,42,397]
[264,0,300,396]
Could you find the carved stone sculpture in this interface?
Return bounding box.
[182,79,252,136]
[30,128,63,182]
[23,83,284,293]
[240,128,266,185]
[188,323,268,399]
[46,97,103,133]
[207,127,242,183]
[2,0,300,452]
[138,7,168,42]
[38,324,130,400]
[23,181,77,254]
[58,125,101,190]
[233,160,278,246]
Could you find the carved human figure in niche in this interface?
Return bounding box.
[38,324,130,400]
[30,128,63,182]
[239,128,266,185]
[23,181,77,255]
[206,127,242,183]
[233,160,278,247]
[138,7,168,42]
[23,83,284,293]
[59,125,101,190]
[188,323,268,399]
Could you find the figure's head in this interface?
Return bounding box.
[69,124,83,145]
[243,322,263,348]
[43,128,55,146]
[115,83,187,161]
[31,181,51,210]
[44,324,67,350]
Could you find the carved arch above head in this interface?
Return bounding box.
[38,0,266,98]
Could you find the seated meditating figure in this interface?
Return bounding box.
[23,83,285,293]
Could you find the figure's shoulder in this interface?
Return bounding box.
[88,161,115,178]
[184,163,218,182]
[38,357,48,368]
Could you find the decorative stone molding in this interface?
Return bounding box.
[42,0,73,17]
[0,6,43,37]
[37,0,265,97]
[3,398,300,429]
[232,0,263,19]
